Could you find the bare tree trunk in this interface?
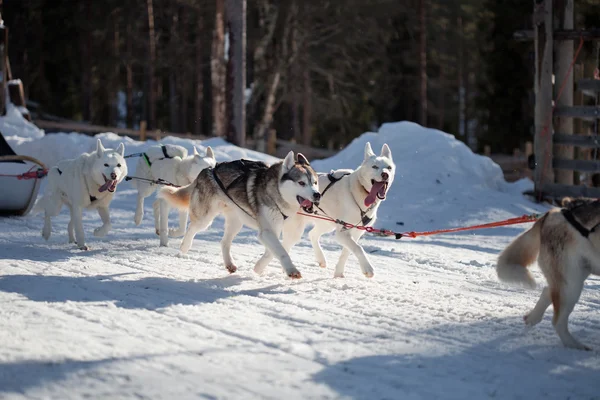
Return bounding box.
[225,0,246,146]
[80,1,92,122]
[110,19,120,126]
[211,0,226,137]
[254,71,280,152]
[194,10,204,137]
[302,68,312,146]
[418,0,427,127]
[457,14,465,137]
[125,7,134,129]
[169,8,179,132]
[146,0,157,130]
[291,16,301,142]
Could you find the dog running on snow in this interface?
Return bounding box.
[496,197,600,350]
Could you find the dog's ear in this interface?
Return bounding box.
[116,143,125,157]
[283,151,295,170]
[193,146,200,156]
[380,143,392,160]
[96,139,105,158]
[364,142,375,161]
[296,153,309,166]
[205,146,215,160]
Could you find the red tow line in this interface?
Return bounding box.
[296,212,541,240]
[0,165,48,180]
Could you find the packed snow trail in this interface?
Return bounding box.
[1,187,599,400]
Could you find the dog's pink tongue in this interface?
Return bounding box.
[365,181,385,207]
[98,180,117,193]
[301,199,313,208]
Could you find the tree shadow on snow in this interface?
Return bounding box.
[0,350,209,395]
[0,273,287,310]
[312,318,600,400]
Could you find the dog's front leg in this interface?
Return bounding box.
[169,210,188,238]
[334,230,374,278]
[255,216,304,275]
[67,205,76,243]
[257,219,301,279]
[94,206,112,237]
[70,206,88,250]
[159,199,170,247]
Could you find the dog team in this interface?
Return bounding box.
[33,139,600,350]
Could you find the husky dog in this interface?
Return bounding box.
[34,139,127,250]
[158,151,320,279]
[253,142,395,278]
[133,144,216,240]
[496,198,600,350]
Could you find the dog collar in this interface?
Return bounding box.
[561,209,597,238]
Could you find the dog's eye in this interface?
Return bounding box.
[298,181,306,186]
[372,165,379,169]
[104,163,109,167]
[117,164,121,168]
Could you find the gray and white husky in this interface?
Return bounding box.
[497,198,600,350]
[133,144,216,240]
[34,139,128,250]
[158,151,320,279]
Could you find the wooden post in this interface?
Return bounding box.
[139,120,147,141]
[154,129,162,141]
[7,80,30,120]
[525,141,533,157]
[533,0,554,194]
[553,0,574,185]
[267,129,276,155]
[483,145,491,156]
[0,25,6,116]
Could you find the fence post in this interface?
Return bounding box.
[267,129,276,155]
[533,0,554,194]
[553,0,574,185]
[7,80,30,120]
[139,120,147,141]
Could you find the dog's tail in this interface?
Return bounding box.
[157,183,194,210]
[496,213,548,289]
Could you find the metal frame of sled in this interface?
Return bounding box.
[0,155,47,217]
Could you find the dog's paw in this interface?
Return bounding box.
[93,225,110,237]
[169,228,185,238]
[78,245,89,251]
[42,226,51,241]
[68,238,76,244]
[225,264,237,274]
[523,312,543,327]
[333,273,345,278]
[318,261,327,269]
[362,265,375,278]
[134,212,143,226]
[287,270,302,279]
[364,271,374,278]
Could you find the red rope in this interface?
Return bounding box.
[537,36,585,201]
[0,165,48,180]
[296,212,541,239]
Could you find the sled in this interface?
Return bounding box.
[0,133,47,216]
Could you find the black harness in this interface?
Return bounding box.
[56,167,97,203]
[142,145,173,167]
[561,208,598,238]
[319,172,374,227]
[211,159,289,220]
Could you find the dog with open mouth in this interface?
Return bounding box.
[158,151,320,279]
[262,142,395,278]
[33,139,128,250]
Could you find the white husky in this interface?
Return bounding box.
[254,142,395,278]
[133,144,216,241]
[34,139,127,250]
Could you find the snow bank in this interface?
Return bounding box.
[0,103,44,140]
[7,132,278,171]
[313,121,542,231]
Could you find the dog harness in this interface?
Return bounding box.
[561,208,598,238]
[56,167,97,203]
[318,172,375,227]
[136,145,173,167]
[210,159,289,220]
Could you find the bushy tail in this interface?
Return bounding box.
[496,214,547,289]
[157,183,194,210]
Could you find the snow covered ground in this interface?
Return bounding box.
[1,120,599,399]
